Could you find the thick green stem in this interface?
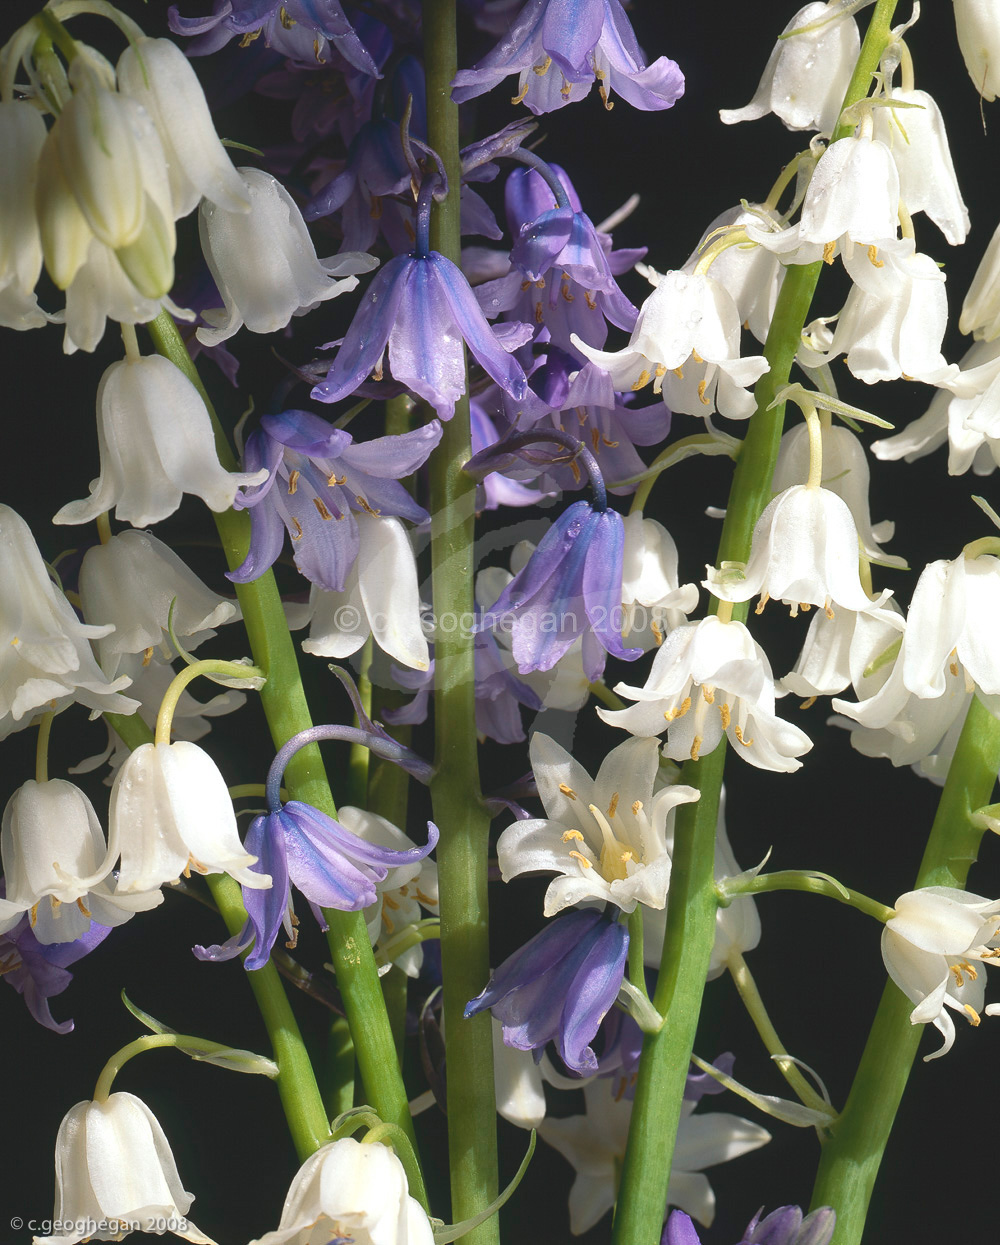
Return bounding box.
[423,0,498,1235]
[810,695,1000,1242]
[144,312,425,1208]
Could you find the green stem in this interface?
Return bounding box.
[626,908,646,995]
[423,0,498,1235]
[144,311,426,1208]
[323,1015,357,1121]
[347,638,374,808]
[725,871,895,924]
[810,695,1000,1242]
[611,7,899,1237]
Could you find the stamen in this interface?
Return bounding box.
[632,369,651,391]
[356,496,382,517]
[719,703,732,730]
[511,81,530,105]
[607,792,620,818]
[672,366,684,379]
[867,244,884,268]
[588,803,633,881]
[651,620,664,645]
[568,850,592,869]
[690,736,703,761]
[287,469,300,494]
[964,1003,982,1027]
[415,888,437,906]
[558,783,578,799]
[533,55,552,76]
[313,497,334,521]
[562,282,575,304]
[291,517,304,541]
[755,591,770,615]
[561,829,584,842]
[697,380,711,406]
[632,800,642,816]
[799,696,817,710]
[75,897,91,918]
[382,911,395,935]
[382,894,400,911]
[734,724,754,747]
[584,290,598,310]
[822,240,836,264]
[142,646,154,667]
[327,472,346,486]
[701,684,715,705]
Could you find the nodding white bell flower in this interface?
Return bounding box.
[538,1075,771,1234]
[0,504,138,741]
[116,37,250,220]
[1,779,162,944]
[621,513,699,648]
[108,741,270,893]
[247,1137,433,1245]
[882,886,1000,1060]
[295,513,429,671]
[954,0,1000,101]
[781,600,904,699]
[772,421,905,568]
[704,485,891,618]
[0,100,51,330]
[496,733,700,916]
[53,354,268,529]
[33,1091,215,1244]
[873,88,969,246]
[572,270,770,422]
[599,616,814,773]
[962,219,1000,341]
[719,2,860,133]
[79,530,239,678]
[196,167,377,346]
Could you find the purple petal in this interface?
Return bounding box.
[662,1211,702,1245]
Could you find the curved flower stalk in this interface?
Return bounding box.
[451,0,685,114]
[496,733,699,914]
[465,906,629,1074]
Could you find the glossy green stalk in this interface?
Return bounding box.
[104,711,330,1160]
[611,6,898,1238]
[423,0,499,1235]
[144,312,426,1208]
[810,696,1000,1242]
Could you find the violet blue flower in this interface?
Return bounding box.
[451,0,685,115]
[464,906,628,1075]
[0,912,111,1034]
[662,1205,835,1245]
[311,176,531,420]
[195,802,438,971]
[168,0,380,77]
[229,409,441,591]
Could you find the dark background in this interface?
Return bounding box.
[3,1,998,1242]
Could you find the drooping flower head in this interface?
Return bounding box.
[0,907,111,1035]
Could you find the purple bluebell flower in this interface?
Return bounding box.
[229,409,441,591]
[662,1205,835,1245]
[451,0,685,114]
[470,399,553,510]
[465,906,628,1075]
[168,0,380,77]
[311,176,531,419]
[0,913,111,1034]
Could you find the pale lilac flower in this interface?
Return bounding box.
[0,910,110,1034]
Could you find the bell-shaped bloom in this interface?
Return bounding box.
[796,132,900,250]
[108,741,270,894]
[229,409,439,592]
[451,0,685,114]
[497,733,699,915]
[116,37,251,220]
[781,601,904,699]
[465,907,629,1075]
[600,616,814,773]
[354,811,439,978]
[954,0,1000,100]
[882,886,1000,1060]
[574,270,770,421]
[54,354,268,528]
[621,512,699,646]
[196,167,376,346]
[34,1091,215,1244]
[2,779,161,944]
[0,504,138,740]
[0,912,111,1034]
[479,499,641,681]
[247,1137,433,1245]
[0,100,50,330]
[961,221,1000,341]
[665,1204,835,1245]
[311,248,530,419]
[79,530,239,677]
[704,485,891,617]
[195,802,437,970]
[720,3,859,132]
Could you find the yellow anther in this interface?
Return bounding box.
[654,363,667,377]
[701,685,715,705]
[591,428,601,453]
[28,903,39,927]
[558,783,578,799]
[585,290,598,310]
[964,1003,982,1027]
[823,602,835,620]
[607,792,620,818]
[755,591,770,615]
[799,696,817,710]
[690,736,703,761]
[602,434,620,448]
[632,800,642,816]
[734,724,754,748]
[239,29,262,47]
[382,893,400,910]
[313,37,326,63]
[327,472,346,486]
[632,369,651,391]
[697,380,711,406]
[356,496,382,517]
[535,302,545,324]
[570,460,582,484]
[313,497,334,521]
[822,240,836,264]
[620,850,634,866]
[287,469,300,494]
[672,365,684,379]
[76,897,91,918]
[562,282,575,304]
[142,647,154,668]
[511,82,530,104]
[561,829,585,843]
[950,660,960,677]
[651,620,664,646]
[691,349,703,364]
[533,55,552,76]
[568,850,593,869]
[867,244,884,268]
[382,911,395,935]
[719,703,732,729]
[415,888,438,907]
[291,517,304,541]
[960,959,979,980]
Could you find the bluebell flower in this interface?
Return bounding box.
[229,409,441,591]
[464,906,628,1075]
[195,803,438,971]
[480,498,642,681]
[451,0,685,114]
[662,1205,835,1245]
[0,911,111,1034]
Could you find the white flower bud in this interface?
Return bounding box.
[954,0,1000,101]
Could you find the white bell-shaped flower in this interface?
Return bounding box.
[298,514,430,670]
[961,219,1000,340]
[0,100,50,330]
[116,38,250,220]
[79,530,239,677]
[1,779,161,944]
[720,2,860,132]
[882,886,1000,1059]
[704,485,890,617]
[492,1018,546,1129]
[599,616,814,773]
[247,1137,434,1245]
[196,167,377,346]
[873,88,969,245]
[621,513,699,647]
[573,270,770,421]
[33,1091,215,1244]
[781,600,904,699]
[108,741,270,893]
[496,733,700,915]
[954,0,1000,100]
[54,354,268,528]
[797,131,900,249]
[772,421,905,567]
[0,504,138,740]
